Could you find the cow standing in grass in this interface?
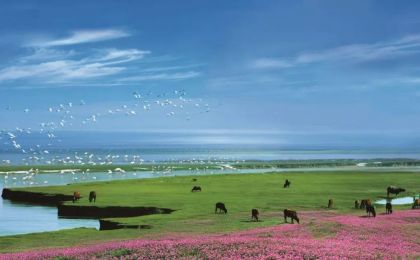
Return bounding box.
[387,186,406,197]
[412,199,420,209]
[283,179,291,188]
[191,186,201,192]
[215,202,227,214]
[89,191,96,203]
[251,209,259,222]
[386,202,393,214]
[284,209,299,224]
[360,199,371,209]
[72,191,81,203]
[366,204,376,217]
[328,199,334,209]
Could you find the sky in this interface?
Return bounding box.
[1,1,420,147]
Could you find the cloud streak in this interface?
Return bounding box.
[0,48,146,82]
[120,71,200,82]
[253,34,420,69]
[0,29,201,87]
[29,29,130,47]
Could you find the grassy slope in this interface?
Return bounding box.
[1,171,419,253]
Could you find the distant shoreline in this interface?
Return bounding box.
[1,158,420,175]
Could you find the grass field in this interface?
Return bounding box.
[1,171,419,253]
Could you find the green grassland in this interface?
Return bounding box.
[1,171,419,253]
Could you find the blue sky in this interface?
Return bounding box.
[1,1,420,145]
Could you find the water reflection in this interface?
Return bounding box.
[0,199,99,236]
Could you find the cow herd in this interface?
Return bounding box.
[193,181,415,223]
[72,191,96,203]
[353,185,417,218]
[69,180,415,225]
[202,178,300,224]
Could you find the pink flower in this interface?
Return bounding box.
[1,210,419,260]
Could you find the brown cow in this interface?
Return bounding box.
[413,199,420,209]
[251,209,259,222]
[284,209,299,224]
[328,199,334,209]
[360,199,371,209]
[72,191,81,203]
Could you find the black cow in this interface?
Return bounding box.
[366,204,376,217]
[387,186,406,197]
[215,202,227,214]
[284,209,299,224]
[385,202,392,214]
[283,179,291,188]
[89,191,96,203]
[354,200,360,209]
[251,209,259,222]
[191,186,202,192]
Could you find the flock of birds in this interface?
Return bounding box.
[0,89,217,185]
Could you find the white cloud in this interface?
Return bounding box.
[0,48,146,82]
[29,29,130,47]
[0,28,201,88]
[253,58,293,69]
[120,71,200,82]
[254,34,420,69]
[20,48,76,62]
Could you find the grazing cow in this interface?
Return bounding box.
[283,179,291,188]
[413,199,420,209]
[354,200,360,209]
[89,191,96,203]
[251,209,259,222]
[387,186,406,197]
[366,204,376,217]
[215,202,227,214]
[328,199,334,209]
[385,202,392,214]
[360,199,371,209]
[72,191,81,203]
[191,186,202,192]
[284,209,299,224]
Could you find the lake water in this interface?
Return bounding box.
[2,131,420,165]
[0,199,99,236]
[375,196,417,205]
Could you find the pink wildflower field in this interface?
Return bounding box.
[2,210,419,260]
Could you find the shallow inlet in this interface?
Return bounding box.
[375,197,416,205]
[0,198,99,236]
